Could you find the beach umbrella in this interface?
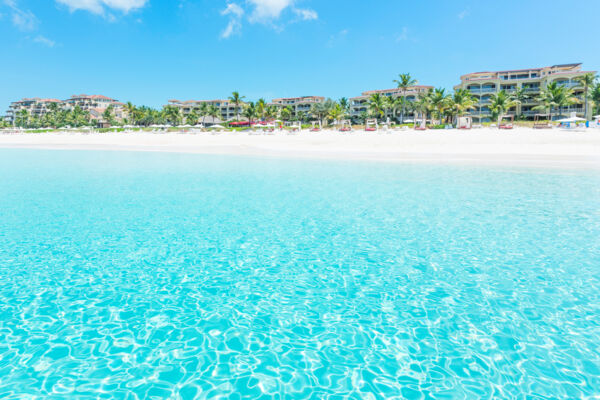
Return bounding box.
[208,124,225,129]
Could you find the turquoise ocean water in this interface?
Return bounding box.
[0,149,599,399]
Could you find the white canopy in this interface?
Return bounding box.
[593,115,600,120]
[208,124,225,129]
[557,116,586,123]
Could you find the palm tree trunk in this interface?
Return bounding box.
[584,84,588,119]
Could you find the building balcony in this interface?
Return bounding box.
[468,88,497,94]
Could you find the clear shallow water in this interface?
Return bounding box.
[0,149,599,399]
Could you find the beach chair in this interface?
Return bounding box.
[498,115,514,130]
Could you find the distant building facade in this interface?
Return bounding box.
[349,86,433,122]
[166,99,245,122]
[454,63,596,121]
[5,94,126,125]
[270,96,325,117]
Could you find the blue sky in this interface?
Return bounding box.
[1,0,599,111]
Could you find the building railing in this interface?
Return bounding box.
[468,88,496,93]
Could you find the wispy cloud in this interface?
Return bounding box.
[396,27,408,42]
[221,2,244,39]
[33,35,56,47]
[220,0,317,39]
[326,29,348,48]
[247,0,292,21]
[458,8,469,20]
[293,7,317,21]
[3,0,38,31]
[55,0,148,15]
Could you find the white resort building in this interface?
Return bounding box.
[270,96,325,117]
[5,94,126,125]
[454,63,596,121]
[5,98,62,124]
[349,86,433,122]
[166,99,245,122]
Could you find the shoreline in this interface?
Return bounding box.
[1,128,600,169]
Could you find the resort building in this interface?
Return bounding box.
[349,86,433,122]
[5,94,127,125]
[5,98,62,124]
[454,63,596,121]
[166,99,245,122]
[64,94,119,111]
[270,96,325,117]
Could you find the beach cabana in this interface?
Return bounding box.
[339,120,352,132]
[457,116,472,130]
[414,118,427,131]
[365,119,378,132]
[287,121,301,134]
[498,115,514,130]
[533,114,552,129]
[310,121,322,132]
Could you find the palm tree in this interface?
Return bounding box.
[310,99,335,126]
[162,105,182,126]
[124,102,136,126]
[429,88,449,124]
[511,88,529,119]
[103,105,115,126]
[575,73,597,119]
[280,107,292,122]
[393,73,417,123]
[489,90,518,125]
[388,96,406,123]
[199,102,209,126]
[414,90,432,126]
[265,105,278,120]
[208,105,221,121]
[256,98,266,121]
[367,93,385,120]
[339,97,349,114]
[47,102,60,128]
[451,89,476,124]
[186,110,199,125]
[536,81,578,120]
[242,102,257,126]
[328,104,344,126]
[228,91,245,121]
[591,81,600,116]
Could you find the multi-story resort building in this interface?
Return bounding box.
[270,96,325,117]
[5,94,126,125]
[454,63,596,121]
[349,86,434,122]
[167,97,325,122]
[166,99,246,122]
[5,98,63,124]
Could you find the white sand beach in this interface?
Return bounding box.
[1,127,599,168]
